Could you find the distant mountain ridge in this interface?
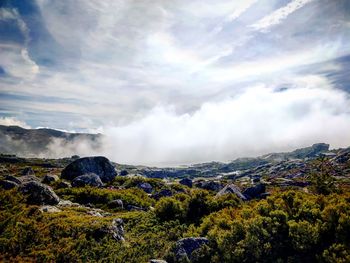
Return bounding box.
[0,125,101,156]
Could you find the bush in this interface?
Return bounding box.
[155,197,184,221]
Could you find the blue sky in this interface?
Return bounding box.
[0,0,350,165]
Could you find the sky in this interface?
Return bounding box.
[0,0,350,165]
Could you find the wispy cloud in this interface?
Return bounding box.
[250,0,314,31]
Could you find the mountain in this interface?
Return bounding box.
[0,125,101,156]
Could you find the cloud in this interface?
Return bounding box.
[0,117,31,128]
[250,0,314,31]
[98,76,350,166]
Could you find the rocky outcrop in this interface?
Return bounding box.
[19,181,60,205]
[61,156,117,183]
[72,173,104,187]
[179,178,192,188]
[216,184,247,200]
[173,237,209,262]
[93,218,125,242]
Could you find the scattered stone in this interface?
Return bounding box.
[0,180,19,190]
[137,182,153,193]
[108,199,124,209]
[179,178,192,188]
[6,174,40,184]
[57,200,81,208]
[243,183,266,200]
[21,167,35,176]
[72,173,104,187]
[216,184,247,200]
[42,174,59,184]
[149,260,167,263]
[87,210,103,217]
[19,181,60,205]
[173,237,209,262]
[39,205,62,213]
[61,156,117,183]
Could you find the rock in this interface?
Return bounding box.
[216,184,247,200]
[61,156,117,183]
[39,205,62,213]
[108,199,124,209]
[196,181,223,192]
[19,181,60,205]
[6,174,40,184]
[137,182,153,193]
[57,200,81,208]
[243,183,266,200]
[0,180,19,190]
[21,167,35,176]
[57,181,71,189]
[173,237,209,262]
[149,260,167,263]
[42,174,59,184]
[179,178,192,188]
[120,170,128,176]
[93,218,125,242]
[72,173,104,187]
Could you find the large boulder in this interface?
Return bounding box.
[72,173,104,187]
[61,156,117,183]
[19,181,60,205]
[216,184,247,200]
[173,237,209,262]
[108,199,124,209]
[179,178,192,188]
[243,183,266,200]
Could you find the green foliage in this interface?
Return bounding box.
[155,197,184,221]
[56,186,154,209]
[309,157,338,195]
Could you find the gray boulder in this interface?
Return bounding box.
[42,174,59,184]
[0,180,19,190]
[243,183,266,200]
[179,178,192,188]
[216,184,247,200]
[6,174,40,184]
[19,181,60,205]
[61,156,117,183]
[93,218,125,242]
[173,237,209,262]
[57,181,71,189]
[72,173,104,187]
[137,182,153,193]
[149,260,167,263]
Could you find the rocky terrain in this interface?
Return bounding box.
[0,141,350,262]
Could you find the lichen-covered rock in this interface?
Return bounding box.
[179,178,192,188]
[173,237,209,262]
[216,184,247,200]
[61,156,117,183]
[19,181,60,205]
[72,173,104,187]
[42,174,59,184]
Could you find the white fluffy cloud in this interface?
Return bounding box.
[0,117,31,128]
